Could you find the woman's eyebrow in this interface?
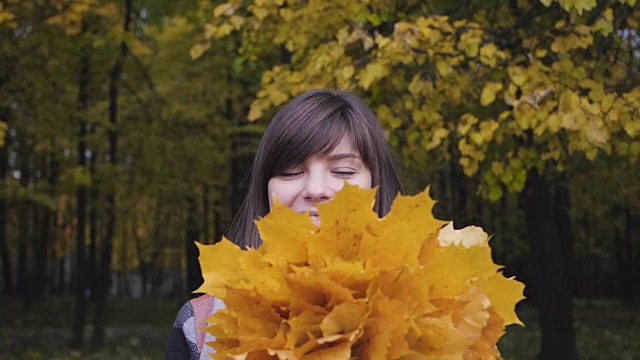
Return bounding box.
[327,153,361,161]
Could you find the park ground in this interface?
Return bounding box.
[0,297,639,359]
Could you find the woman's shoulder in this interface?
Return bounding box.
[171,294,225,359]
[174,294,224,320]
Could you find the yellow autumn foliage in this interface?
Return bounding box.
[196,184,525,359]
[194,0,640,201]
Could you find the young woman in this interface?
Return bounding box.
[164,89,403,359]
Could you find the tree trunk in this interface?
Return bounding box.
[230,128,260,217]
[203,183,210,244]
[71,35,91,349]
[0,198,11,294]
[45,138,58,294]
[28,155,48,300]
[635,236,640,302]
[33,204,49,300]
[52,256,62,295]
[134,216,149,298]
[186,195,203,294]
[118,236,130,297]
[45,144,59,297]
[624,207,638,304]
[18,150,33,312]
[17,201,30,307]
[88,150,98,303]
[152,257,164,296]
[92,0,131,346]
[443,149,455,219]
[523,170,577,360]
[614,205,636,305]
[141,262,149,298]
[632,210,640,304]
[214,209,222,245]
[0,124,13,294]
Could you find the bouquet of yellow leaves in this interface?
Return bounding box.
[196,184,525,359]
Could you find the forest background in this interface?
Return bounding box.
[1,0,639,359]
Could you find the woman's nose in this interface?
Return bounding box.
[303,174,334,203]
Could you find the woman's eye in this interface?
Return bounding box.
[332,170,356,177]
[279,171,303,178]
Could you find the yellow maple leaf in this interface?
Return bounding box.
[283,310,324,349]
[257,198,316,265]
[197,184,525,359]
[358,62,389,90]
[195,239,246,297]
[476,274,526,326]
[480,82,504,106]
[309,186,377,266]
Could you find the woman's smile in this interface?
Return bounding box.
[307,209,320,227]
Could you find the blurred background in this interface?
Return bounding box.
[1,0,639,359]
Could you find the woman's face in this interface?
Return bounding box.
[267,137,372,226]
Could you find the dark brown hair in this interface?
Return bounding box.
[228,89,402,248]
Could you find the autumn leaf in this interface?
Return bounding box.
[197,184,525,359]
[190,42,210,60]
[438,221,488,247]
[358,62,389,90]
[480,82,504,106]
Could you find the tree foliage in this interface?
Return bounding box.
[196,0,639,200]
[0,0,259,306]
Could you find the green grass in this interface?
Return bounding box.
[0,296,185,360]
[498,299,640,360]
[1,296,639,359]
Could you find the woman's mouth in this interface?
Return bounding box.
[309,211,320,227]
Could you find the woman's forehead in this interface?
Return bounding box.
[331,136,356,154]
[304,139,362,162]
[316,135,365,159]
